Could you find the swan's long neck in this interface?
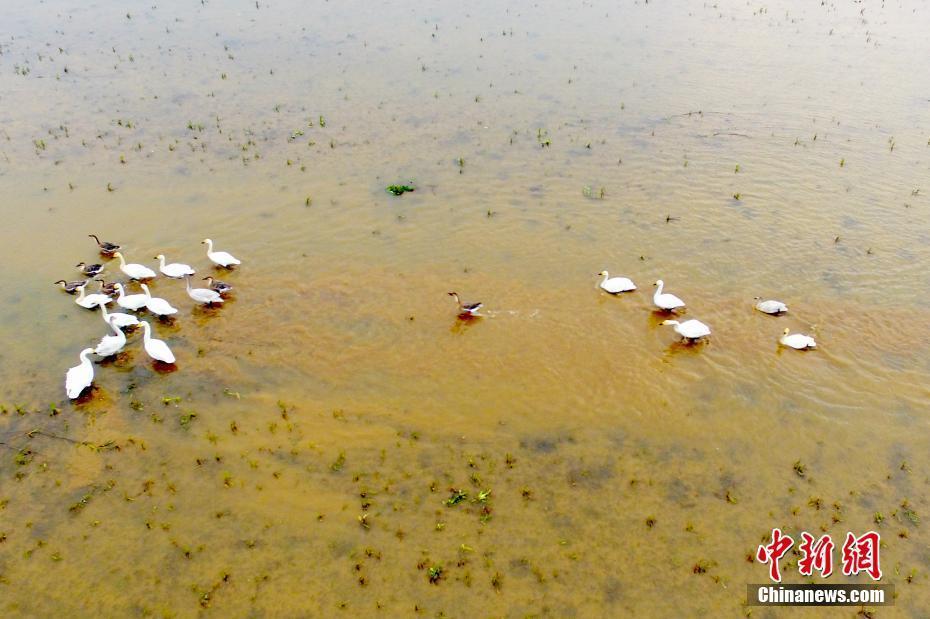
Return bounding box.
[109,318,122,337]
[141,323,151,342]
[76,286,86,302]
[141,284,151,299]
[158,256,166,269]
[100,305,109,319]
[601,272,609,286]
[116,253,126,267]
[80,349,93,365]
[654,281,664,300]
[115,286,125,301]
[186,276,193,292]
[204,240,214,254]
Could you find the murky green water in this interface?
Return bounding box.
[1,0,929,616]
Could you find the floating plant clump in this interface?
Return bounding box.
[386,183,415,196]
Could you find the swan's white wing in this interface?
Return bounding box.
[757,300,787,314]
[146,338,175,363]
[118,295,146,310]
[111,313,139,327]
[193,289,223,303]
[604,277,636,293]
[163,263,195,277]
[125,264,157,279]
[680,320,710,338]
[656,293,685,309]
[783,334,815,349]
[65,364,93,399]
[211,251,240,266]
[147,298,178,314]
[95,333,126,356]
[88,294,112,307]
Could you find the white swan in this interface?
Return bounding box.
[185,275,223,305]
[754,297,788,315]
[780,328,816,350]
[100,303,139,329]
[661,319,711,341]
[653,280,686,311]
[75,284,112,309]
[202,238,241,267]
[65,348,95,399]
[113,252,156,280]
[140,321,175,363]
[155,254,195,278]
[113,283,148,311]
[597,271,636,294]
[94,315,127,357]
[141,284,178,316]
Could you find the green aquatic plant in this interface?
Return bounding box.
[537,128,551,147]
[444,489,467,506]
[14,449,33,466]
[386,184,415,196]
[68,493,92,513]
[330,451,346,472]
[582,186,606,199]
[692,560,712,574]
[898,501,919,525]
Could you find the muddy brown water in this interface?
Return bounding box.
[1,0,929,616]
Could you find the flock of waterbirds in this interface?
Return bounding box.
[61,235,241,399]
[62,238,812,401]
[449,270,817,349]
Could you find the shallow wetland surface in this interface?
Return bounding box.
[1,0,929,616]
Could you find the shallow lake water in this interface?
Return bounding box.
[1,0,929,616]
